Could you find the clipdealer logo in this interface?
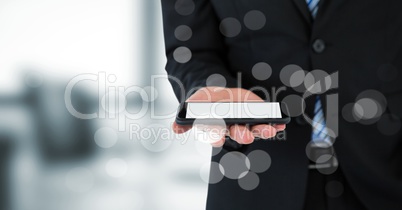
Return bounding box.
[64,72,176,132]
[64,70,339,143]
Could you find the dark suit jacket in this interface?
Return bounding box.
[161,0,402,209]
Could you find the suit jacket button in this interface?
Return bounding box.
[312,39,326,54]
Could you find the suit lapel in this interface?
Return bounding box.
[291,0,313,26]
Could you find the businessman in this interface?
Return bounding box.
[161,0,402,209]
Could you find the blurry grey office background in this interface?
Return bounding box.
[0,0,212,209]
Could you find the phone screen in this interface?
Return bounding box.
[185,102,282,119]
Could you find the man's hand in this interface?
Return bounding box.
[172,87,286,147]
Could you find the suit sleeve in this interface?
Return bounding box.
[161,0,238,102]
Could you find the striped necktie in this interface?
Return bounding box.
[311,95,331,143]
[306,0,332,144]
[307,0,320,18]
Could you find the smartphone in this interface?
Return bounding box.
[176,101,291,125]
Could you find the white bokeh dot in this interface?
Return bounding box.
[305,141,334,162]
[200,161,225,184]
[325,180,344,198]
[206,74,227,87]
[354,98,380,120]
[303,70,331,94]
[252,62,272,81]
[247,150,271,173]
[244,10,266,30]
[238,171,260,191]
[289,70,306,87]
[220,17,242,38]
[220,151,250,180]
[317,156,338,175]
[342,103,359,122]
[94,127,118,148]
[65,167,94,193]
[106,158,128,178]
[175,0,195,16]
[353,90,387,124]
[173,46,192,63]
[356,90,387,106]
[316,154,333,164]
[174,25,192,41]
[280,64,303,87]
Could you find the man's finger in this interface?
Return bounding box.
[273,124,286,131]
[172,121,192,134]
[229,124,255,144]
[210,136,226,147]
[251,124,277,139]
